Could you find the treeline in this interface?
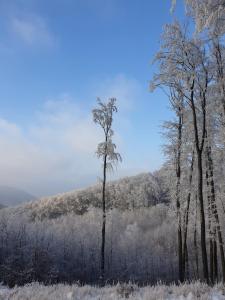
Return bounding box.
[0,205,178,287]
[8,173,166,221]
[151,0,225,284]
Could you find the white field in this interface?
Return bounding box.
[0,282,225,300]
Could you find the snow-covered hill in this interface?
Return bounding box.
[0,172,175,286]
[5,172,168,221]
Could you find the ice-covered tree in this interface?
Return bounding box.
[151,20,212,283]
[92,97,122,283]
[185,0,225,35]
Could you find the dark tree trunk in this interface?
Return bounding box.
[177,220,183,282]
[100,152,107,283]
[176,109,184,282]
[182,150,194,279]
[194,200,199,280]
[214,38,225,120]
[190,78,209,282]
[213,238,218,282]
[206,141,225,282]
[185,243,190,279]
[209,239,214,284]
[197,150,209,282]
[206,157,214,284]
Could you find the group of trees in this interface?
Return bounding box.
[20,172,165,220]
[0,204,178,287]
[0,172,170,286]
[151,0,225,284]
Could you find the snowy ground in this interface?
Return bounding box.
[0,282,225,300]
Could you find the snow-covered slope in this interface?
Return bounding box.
[6,172,168,220]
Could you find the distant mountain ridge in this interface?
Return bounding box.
[6,172,169,221]
[0,186,35,207]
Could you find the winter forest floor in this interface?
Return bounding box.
[1,282,225,300]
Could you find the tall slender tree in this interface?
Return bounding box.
[92,98,122,283]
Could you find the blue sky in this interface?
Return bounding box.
[0,0,184,196]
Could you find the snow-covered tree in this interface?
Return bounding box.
[151,20,212,282]
[92,98,122,282]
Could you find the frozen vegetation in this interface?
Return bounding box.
[0,170,224,286]
[0,173,175,286]
[0,282,225,300]
[5,172,166,220]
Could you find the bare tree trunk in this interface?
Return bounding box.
[213,238,218,282]
[182,197,188,280]
[206,141,225,282]
[190,79,209,282]
[205,144,218,284]
[176,109,184,282]
[206,157,214,284]
[110,220,113,278]
[183,150,194,279]
[213,38,225,120]
[100,152,107,283]
[185,243,190,280]
[197,151,209,282]
[177,213,183,282]
[213,194,225,283]
[209,239,214,283]
[194,199,199,279]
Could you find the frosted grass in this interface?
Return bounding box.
[0,281,225,300]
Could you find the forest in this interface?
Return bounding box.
[0,1,225,297]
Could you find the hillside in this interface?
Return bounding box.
[5,172,168,221]
[0,172,175,286]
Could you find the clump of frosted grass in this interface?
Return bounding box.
[0,281,225,300]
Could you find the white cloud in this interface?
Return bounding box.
[0,119,21,137]
[95,74,141,111]
[0,99,105,197]
[0,76,146,198]
[0,100,100,197]
[10,15,55,47]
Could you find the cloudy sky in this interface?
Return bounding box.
[0,0,184,197]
